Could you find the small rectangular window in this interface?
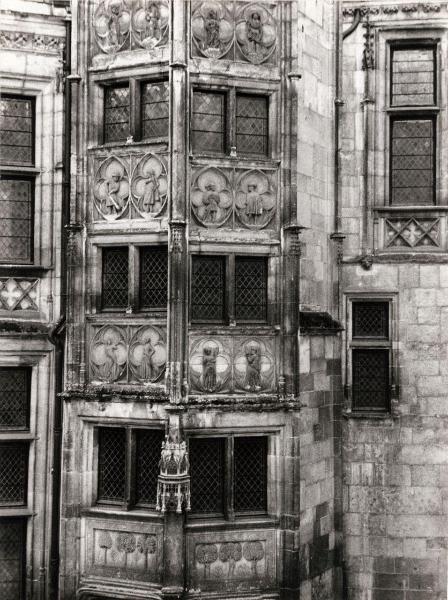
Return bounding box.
[235,257,267,322]
[236,94,268,156]
[141,81,169,140]
[192,91,226,154]
[104,85,130,143]
[234,436,267,512]
[0,368,30,431]
[352,302,389,338]
[189,437,225,514]
[101,247,129,310]
[135,429,165,506]
[0,518,26,600]
[191,256,226,322]
[391,46,436,107]
[97,427,126,503]
[0,178,33,264]
[0,96,34,166]
[139,247,168,310]
[0,443,28,506]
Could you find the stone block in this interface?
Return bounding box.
[419,266,440,288]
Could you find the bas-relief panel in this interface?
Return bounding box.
[384,216,441,249]
[191,1,277,65]
[187,529,276,592]
[92,153,168,222]
[83,518,163,584]
[191,167,277,231]
[90,324,166,384]
[92,0,169,55]
[189,336,276,395]
[0,278,39,312]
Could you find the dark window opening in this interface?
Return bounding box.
[191,255,226,322]
[192,91,226,154]
[0,368,31,430]
[139,247,168,309]
[0,443,28,506]
[101,247,129,309]
[104,85,130,143]
[236,94,268,156]
[235,257,267,322]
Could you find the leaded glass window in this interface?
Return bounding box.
[235,257,267,322]
[97,428,126,503]
[0,443,28,506]
[101,247,129,309]
[0,368,30,430]
[192,91,226,154]
[191,256,225,322]
[139,247,168,309]
[104,85,130,143]
[234,437,267,512]
[135,429,165,506]
[0,518,26,600]
[391,46,436,107]
[142,81,169,140]
[236,94,268,156]
[0,180,33,265]
[0,96,34,166]
[189,437,225,514]
[353,302,389,338]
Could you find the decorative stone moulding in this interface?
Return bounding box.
[190,167,276,231]
[0,278,39,311]
[156,437,191,513]
[93,0,169,55]
[191,1,277,65]
[0,31,65,54]
[384,216,441,248]
[189,336,275,395]
[90,324,166,384]
[92,153,168,221]
[342,3,444,18]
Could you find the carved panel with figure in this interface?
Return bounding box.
[191,167,232,228]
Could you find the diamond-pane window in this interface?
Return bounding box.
[390,117,435,206]
[189,437,225,514]
[97,428,126,503]
[0,443,28,506]
[0,368,30,430]
[236,94,268,156]
[102,247,129,309]
[142,81,169,140]
[352,349,390,412]
[135,429,165,505]
[192,91,226,154]
[391,46,436,106]
[0,518,26,600]
[0,178,33,264]
[235,257,267,322]
[0,96,34,166]
[191,256,225,322]
[139,247,168,309]
[104,85,130,143]
[234,437,267,512]
[353,302,389,338]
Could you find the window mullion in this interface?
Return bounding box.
[228,89,236,155]
[128,245,137,312]
[226,437,235,521]
[125,428,134,510]
[129,78,138,141]
[228,255,235,325]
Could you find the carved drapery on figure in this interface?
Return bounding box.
[131,153,168,218]
[93,157,129,220]
[191,1,233,59]
[235,170,275,229]
[191,167,232,228]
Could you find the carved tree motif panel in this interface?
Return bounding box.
[90,324,166,384]
[384,216,441,248]
[0,278,38,311]
[84,518,163,584]
[93,0,169,55]
[92,152,168,222]
[190,167,276,231]
[189,336,276,395]
[187,529,276,592]
[191,1,277,65]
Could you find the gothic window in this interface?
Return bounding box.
[139,247,168,309]
[189,435,268,517]
[191,255,268,324]
[0,96,35,264]
[389,43,437,205]
[0,518,26,600]
[101,247,129,309]
[191,88,269,157]
[0,368,31,430]
[350,300,391,413]
[102,79,169,144]
[97,426,164,509]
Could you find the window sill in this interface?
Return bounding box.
[0,264,52,275]
[81,506,164,521]
[186,515,278,531]
[343,410,392,420]
[0,508,34,517]
[89,139,169,152]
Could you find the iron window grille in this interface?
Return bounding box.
[388,43,438,206]
[0,368,31,431]
[99,245,168,313]
[349,300,392,413]
[189,435,268,518]
[96,426,165,510]
[0,518,26,600]
[191,88,269,158]
[191,255,268,324]
[102,79,169,145]
[0,442,28,506]
[0,95,35,264]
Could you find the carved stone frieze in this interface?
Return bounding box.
[0,31,65,54]
[0,278,39,311]
[93,156,130,220]
[190,166,277,231]
[191,1,277,64]
[90,324,166,384]
[189,336,276,395]
[343,3,444,18]
[131,153,168,218]
[93,0,168,55]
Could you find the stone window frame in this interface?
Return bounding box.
[90,241,168,316]
[343,292,399,419]
[189,252,271,326]
[93,74,169,147]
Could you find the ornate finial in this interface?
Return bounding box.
[156,434,191,513]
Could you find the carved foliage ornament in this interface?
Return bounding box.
[93,528,158,578]
[90,325,166,383]
[0,31,65,53]
[191,1,277,65]
[342,4,443,17]
[194,540,266,584]
[93,0,168,54]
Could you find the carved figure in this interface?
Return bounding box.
[132,0,168,49]
[235,4,276,64]
[243,541,264,576]
[245,183,263,222]
[105,169,123,215]
[191,168,232,228]
[236,171,275,229]
[94,158,129,221]
[245,343,261,391]
[131,154,168,219]
[196,544,218,579]
[204,8,220,49]
[202,345,218,392]
[191,2,233,59]
[144,2,161,41]
[202,182,220,223]
[246,10,263,53]
[140,338,155,379]
[107,1,124,49]
[129,326,166,383]
[142,170,160,213]
[102,338,121,381]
